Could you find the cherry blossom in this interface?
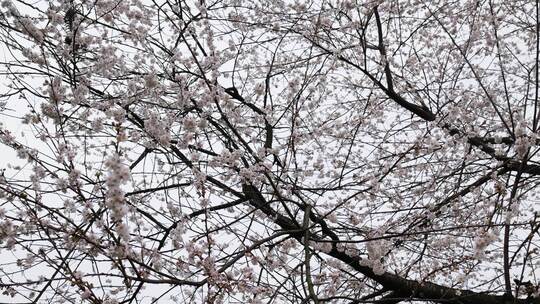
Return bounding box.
[0,0,539,303]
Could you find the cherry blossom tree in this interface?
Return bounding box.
[1,0,540,303]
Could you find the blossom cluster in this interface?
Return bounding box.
[362,235,390,275]
[104,155,131,240]
[144,111,171,146]
[473,230,498,259]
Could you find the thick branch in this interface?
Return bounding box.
[242,182,538,304]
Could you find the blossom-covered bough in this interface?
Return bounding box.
[0,0,539,303]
